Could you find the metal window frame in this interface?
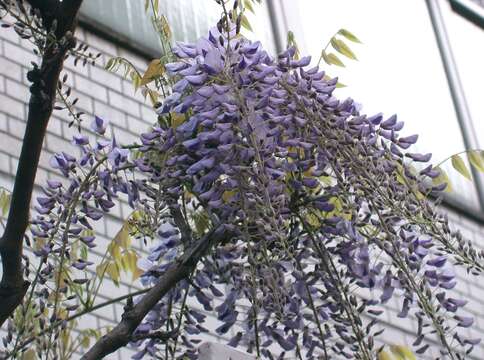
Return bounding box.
[425,0,484,211]
[449,0,484,29]
[266,0,307,54]
[265,0,484,222]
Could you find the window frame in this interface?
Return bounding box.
[425,0,484,213]
[449,0,484,29]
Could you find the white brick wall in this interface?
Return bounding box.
[0,23,484,360]
[0,26,153,360]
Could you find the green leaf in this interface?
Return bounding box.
[105,58,115,71]
[96,263,108,278]
[331,38,357,60]
[244,0,255,14]
[169,112,186,129]
[131,71,141,91]
[451,154,472,180]
[377,350,395,360]
[147,88,160,105]
[322,51,345,67]
[80,334,90,348]
[80,244,88,261]
[468,150,484,172]
[390,345,416,360]
[106,263,120,286]
[286,31,300,60]
[433,166,452,192]
[192,210,210,236]
[21,348,36,360]
[159,15,172,40]
[0,189,11,217]
[113,222,131,249]
[140,59,164,86]
[338,28,362,43]
[240,14,253,32]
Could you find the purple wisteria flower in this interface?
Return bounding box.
[90,115,107,135]
[22,17,484,360]
[124,22,484,360]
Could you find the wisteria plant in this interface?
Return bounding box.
[1,1,484,359]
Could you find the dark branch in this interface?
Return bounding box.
[171,206,192,244]
[23,0,58,15]
[131,330,177,342]
[81,225,233,359]
[0,0,84,327]
[23,0,82,37]
[23,0,58,31]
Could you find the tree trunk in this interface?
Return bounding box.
[0,0,84,327]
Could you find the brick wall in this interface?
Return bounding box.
[1,23,484,360]
[0,24,151,359]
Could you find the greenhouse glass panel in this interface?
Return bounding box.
[80,0,220,55]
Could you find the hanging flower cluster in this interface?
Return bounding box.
[126,24,484,360]
[5,18,484,360]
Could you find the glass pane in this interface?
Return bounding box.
[80,0,221,54]
[80,1,276,56]
[290,0,480,208]
[81,0,160,53]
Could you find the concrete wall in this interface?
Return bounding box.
[0,21,484,360]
